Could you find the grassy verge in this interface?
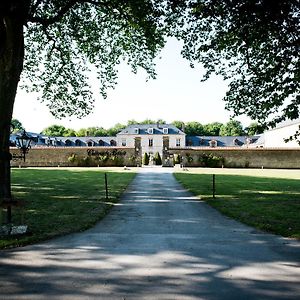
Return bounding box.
[0,168,136,249]
[174,169,300,239]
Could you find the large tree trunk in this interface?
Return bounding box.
[0,9,25,222]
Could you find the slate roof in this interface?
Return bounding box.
[269,118,300,130]
[10,133,116,147]
[117,124,185,135]
[185,136,259,147]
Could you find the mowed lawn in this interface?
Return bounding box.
[174,168,300,239]
[0,168,136,249]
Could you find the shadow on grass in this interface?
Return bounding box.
[174,173,300,239]
[0,169,135,248]
[0,171,299,299]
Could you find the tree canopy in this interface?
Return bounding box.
[11,118,24,133]
[41,119,252,137]
[20,0,168,119]
[172,0,300,129]
[219,120,245,136]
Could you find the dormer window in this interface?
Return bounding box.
[233,138,239,146]
[148,127,153,134]
[209,140,217,147]
[134,128,139,134]
[163,128,168,134]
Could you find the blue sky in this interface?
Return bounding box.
[13,38,251,133]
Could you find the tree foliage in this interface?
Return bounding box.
[172,0,300,129]
[142,152,149,165]
[220,120,244,136]
[245,122,265,136]
[153,152,162,165]
[42,125,70,136]
[203,122,223,136]
[11,118,24,133]
[40,119,253,137]
[185,121,205,136]
[21,0,168,119]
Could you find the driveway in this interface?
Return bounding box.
[0,167,299,300]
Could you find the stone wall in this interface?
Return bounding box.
[10,147,138,167]
[169,147,300,169]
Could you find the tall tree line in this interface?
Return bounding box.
[38,119,263,137]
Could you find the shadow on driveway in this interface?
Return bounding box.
[0,168,299,300]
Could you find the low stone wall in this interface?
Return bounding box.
[10,147,138,167]
[169,147,300,169]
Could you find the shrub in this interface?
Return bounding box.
[173,154,181,164]
[154,152,162,165]
[186,153,194,163]
[143,152,149,165]
[68,154,77,164]
[198,153,224,167]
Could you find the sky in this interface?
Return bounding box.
[13,38,251,133]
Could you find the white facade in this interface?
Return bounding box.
[116,134,186,156]
[116,124,186,157]
[252,120,300,148]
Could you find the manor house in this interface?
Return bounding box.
[10,120,300,159]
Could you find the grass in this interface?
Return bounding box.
[0,168,136,249]
[174,168,300,239]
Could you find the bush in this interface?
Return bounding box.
[143,152,149,165]
[153,152,162,165]
[198,153,224,167]
[68,154,77,164]
[173,154,181,164]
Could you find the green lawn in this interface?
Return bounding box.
[0,168,136,249]
[174,169,300,239]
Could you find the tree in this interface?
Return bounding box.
[11,118,24,133]
[185,122,205,136]
[64,128,77,137]
[204,122,223,136]
[173,1,299,130]
[220,120,245,136]
[153,152,162,165]
[245,122,265,136]
[42,125,69,136]
[142,152,149,165]
[76,126,108,137]
[171,120,185,131]
[107,123,126,136]
[0,1,167,218]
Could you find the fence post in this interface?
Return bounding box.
[212,174,216,199]
[105,173,108,200]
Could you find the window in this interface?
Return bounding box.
[163,128,168,134]
[134,128,139,134]
[187,139,193,146]
[99,139,104,146]
[122,139,126,146]
[209,140,217,147]
[65,139,72,146]
[75,139,82,146]
[148,127,153,134]
[176,138,181,147]
[149,139,153,147]
[110,139,116,146]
